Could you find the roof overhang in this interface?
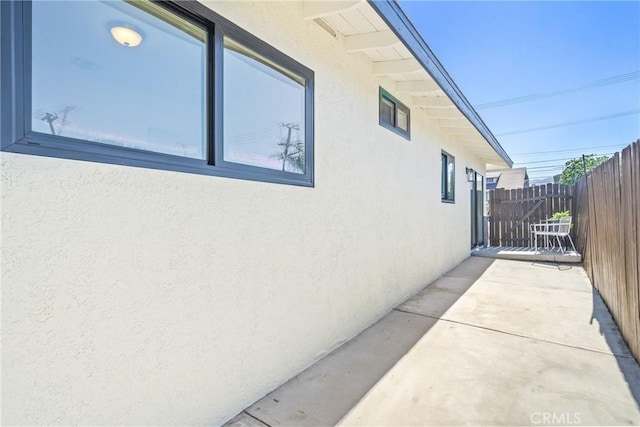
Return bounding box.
[304,0,513,169]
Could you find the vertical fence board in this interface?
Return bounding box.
[529,185,537,245]
[491,189,497,247]
[613,154,627,338]
[509,189,516,246]
[498,188,506,247]
[516,188,523,246]
[635,142,640,358]
[527,186,535,246]
[622,146,637,354]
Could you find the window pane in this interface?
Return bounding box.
[397,108,408,131]
[441,153,447,199]
[31,1,207,159]
[223,38,306,174]
[380,97,394,126]
[447,157,455,199]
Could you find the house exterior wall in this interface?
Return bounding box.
[1,1,487,425]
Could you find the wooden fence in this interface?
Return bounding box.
[573,140,640,361]
[487,184,573,247]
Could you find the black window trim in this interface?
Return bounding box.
[378,87,410,140]
[0,0,315,187]
[441,150,455,203]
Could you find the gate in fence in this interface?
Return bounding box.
[487,183,573,247]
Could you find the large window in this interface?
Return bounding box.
[0,0,314,186]
[441,151,455,202]
[223,38,306,174]
[31,1,207,159]
[379,87,410,140]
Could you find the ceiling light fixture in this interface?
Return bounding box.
[110,26,142,47]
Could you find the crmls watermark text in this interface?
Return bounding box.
[530,412,581,425]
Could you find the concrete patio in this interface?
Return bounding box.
[471,246,582,263]
[226,257,640,426]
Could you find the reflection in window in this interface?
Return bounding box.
[397,109,408,131]
[223,38,306,174]
[378,88,410,139]
[31,0,207,159]
[380,97,394,126]
[441,151,455,202]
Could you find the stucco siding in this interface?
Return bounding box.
[2,1,487,425]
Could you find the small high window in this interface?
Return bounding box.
[378,88,410,140]
[441,151,455,202]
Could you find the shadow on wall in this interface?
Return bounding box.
[224,257,495,427]
[590,286,640,409]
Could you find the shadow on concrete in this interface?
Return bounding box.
[226,257,495,427]
[530,261,574,271]
[590,286,640,409]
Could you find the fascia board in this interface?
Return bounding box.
[367,0,513,168]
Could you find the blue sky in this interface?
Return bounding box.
[399,1,640,181]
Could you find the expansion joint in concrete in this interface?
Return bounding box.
[392,307,630,359]
[244,411,272,427]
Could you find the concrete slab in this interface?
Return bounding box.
[437,272,632,357]
[226,257,640,427]
[245,311,436,427]
[443,256,495,280]
[472,246,582,263]
[428,275,478,295]
[338,320,640,426]
[472,258,591,293]
[225,412,269,427]
[397,286,462,319]
[395,260,493,319]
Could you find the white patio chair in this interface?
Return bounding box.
[531,216,576,254]
[529,218,558,249]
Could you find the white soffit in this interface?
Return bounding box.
[303,0,510,168]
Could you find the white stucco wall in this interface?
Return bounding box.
[1,1,489,425]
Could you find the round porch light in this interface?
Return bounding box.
[110,26,142,47]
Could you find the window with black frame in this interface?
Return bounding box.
[0,0,314,186]
[378,87,410,140]
[441,151,455,202]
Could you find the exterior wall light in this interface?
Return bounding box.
[110,26,143,47]
[466,167,475,182]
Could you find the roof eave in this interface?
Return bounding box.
[367,0,513,168]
